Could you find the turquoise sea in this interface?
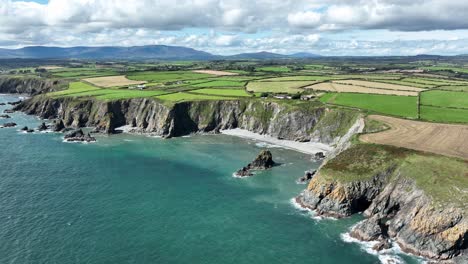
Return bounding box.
[0,95,420,264]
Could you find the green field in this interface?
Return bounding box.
[256,66,291,72]
[127,71,211,83]
[258,76,338,82]
[190,88,252,97]
[420,106,468,123]
[52,69,118,78]
[190,80,246,88]
[155,92,237,102]
[49,82,168,100]
[320,93,418,118]
[247,81,315,93]
[421,90,468,109]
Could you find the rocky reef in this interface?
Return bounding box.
[235,150,276,177]
[296,144,468,262]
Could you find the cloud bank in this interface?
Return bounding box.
[1,0,468,55]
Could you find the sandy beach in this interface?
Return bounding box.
[220,128,332,155]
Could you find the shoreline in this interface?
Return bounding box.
[220,128,333,155]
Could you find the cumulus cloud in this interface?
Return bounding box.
[1,0,468,55]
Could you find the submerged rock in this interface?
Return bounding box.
[64,129,96,143]
[52,119,65,132]
[0,114,11,119]
[0,102,5,106]
[20,126,29,131]
[235,150,276,177]
[3,109,14,114]
[1,122,17,128]
[296,170,316,184]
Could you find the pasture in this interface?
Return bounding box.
[320,93,418,118]
[83,75,146,88]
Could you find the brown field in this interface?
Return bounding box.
[333,80,425,92]
[83,75,146,88]
[306,82,419,96]
[360,115,468,160]
[192,70,239,76]
[39,65,64,70]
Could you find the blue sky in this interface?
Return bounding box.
[3,0,468,55]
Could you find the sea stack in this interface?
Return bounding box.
[235,150,276,177]
[64,129,96,143]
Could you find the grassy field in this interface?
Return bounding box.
[421,90,468,109]
[83,75,146,88]
[49,82,168,100]
[247,81,315,93]
[190,88,253,97]
[256,66,291,72]
[190,80,246,88]
[155,92,238,102]
[320,93,418,118]
[127,71,211,83]
[420,106,468,123]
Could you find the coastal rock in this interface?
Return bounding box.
[14,96,359,142]
[64,129,96,143]
[7,100,22,105]
[3,109,14,114]
[0,76,66,95]
[296,170,316,184]
[314,152,325,160]
[20,126,29,131]
[1,122,17,128]
[37,122,48,131]
[0,102,5,106]
[0,114,11,119]
[52,119,65,132]
[235,150,276,177]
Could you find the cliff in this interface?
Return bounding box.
[0,76,67,95]
[297,144,468,263]
[15,95,360,141]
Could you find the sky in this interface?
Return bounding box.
[1,0,468,56]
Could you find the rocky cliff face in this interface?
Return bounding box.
[296,145,467,262]
[15,96,359,141]
[0,76,66,95]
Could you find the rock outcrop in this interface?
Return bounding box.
[0,76,66,95]
[37,122,48,131]
[0,114,11,119]
[64,129,96,143]
[296,145,468,262]
[235,150,276,177]
[1,122,17,128]
[52,119,65,132]
[296,170,317,184]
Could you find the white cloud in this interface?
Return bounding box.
[1,0,468,55]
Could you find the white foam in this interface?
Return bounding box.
[341,231,405,264]
[221,128,332,155]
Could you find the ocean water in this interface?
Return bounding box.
[0,95,421,264]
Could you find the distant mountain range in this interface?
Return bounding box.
[0,45,322,60]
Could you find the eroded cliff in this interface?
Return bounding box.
[296,144,468,262]
[15,95,360,142]
[0,76,67,95]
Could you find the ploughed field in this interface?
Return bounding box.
[360,115,468,161]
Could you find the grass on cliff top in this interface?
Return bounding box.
[48,81,168,100]
[400,155,468,207]
[154,92,239,103]
[320,93,418,118]
[312,108,359,141]
[189,88,253,97]
[320,143,468,207]
[320,144,411,183]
